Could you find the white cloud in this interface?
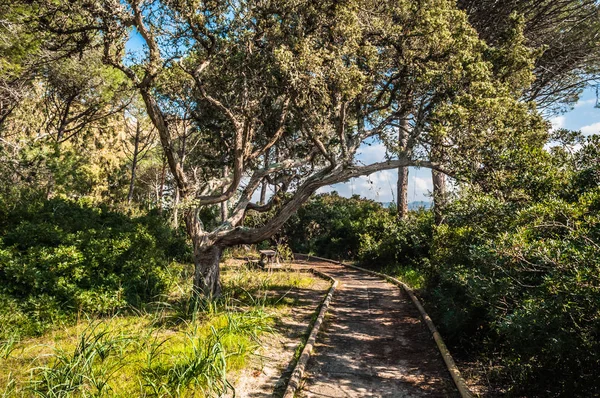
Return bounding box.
[574,98,597,108]
[355,142,388,165]
[581,122,600,136]
[550,116,566,131]
[414,176,433,194]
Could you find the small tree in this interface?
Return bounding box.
[30,0,547,297]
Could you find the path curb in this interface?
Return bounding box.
[297,254,474,398]
[282,262,338,398]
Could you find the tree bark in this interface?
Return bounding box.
[127,120,141,204]
[193,244,222,299]
[173,187,180,228]
[220,165,229,222]
[185,209,222,298]
[432,169,447,225]
[173,129,187,229]
[397,116,410,219]
[158,155,166,213]
[397,166,409,218]
[259,148,269,204]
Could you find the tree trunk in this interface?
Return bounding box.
[260,148,269,204]
[259,182,267,205]
[173,128,187,229]
[220,165,229,222]
[185,209,222,299]
[158,155,166,213]
[139,91,224,301]
[193,244,222,299]
[127,120,141,204]
[397,116,410,219]
[173,187,180,228]
[432,169,446,225]
[397,166,409,219]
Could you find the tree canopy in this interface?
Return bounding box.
[459,0,600,112]
[1,0,553,296]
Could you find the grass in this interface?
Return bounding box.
[381,265,426,289]
[0,261,320,397]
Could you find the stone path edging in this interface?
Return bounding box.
[296,254,474,398]
[282,267,338,398]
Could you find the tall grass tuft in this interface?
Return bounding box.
[0,336,19,360]
[166,326,231,397]
[1,373,16,398]
[29,322,131,397]
[141,295,273,397]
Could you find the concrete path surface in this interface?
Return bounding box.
[295,260,457,398]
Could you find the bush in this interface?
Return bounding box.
[425,187,600,396]
[357,209,433,272]
[283,193,386,260]
[0,198,190,339]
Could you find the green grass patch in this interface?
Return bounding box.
[0,262,319,397]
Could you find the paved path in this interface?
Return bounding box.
[295,260,457,398]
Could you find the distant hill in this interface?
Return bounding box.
[380,201,432,210]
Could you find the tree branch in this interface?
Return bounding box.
[215,158,451,246]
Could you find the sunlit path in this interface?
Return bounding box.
[294,260,457,398]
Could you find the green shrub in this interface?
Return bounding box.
[357,209,433,274]
[283,193,387,260]
[0,198,190,339]
[426,187,600,396]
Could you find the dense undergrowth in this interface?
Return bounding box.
[0,197,190,340]
[284,135,600,397]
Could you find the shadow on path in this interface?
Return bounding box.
[293,261,458,398]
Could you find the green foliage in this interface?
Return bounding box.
[357,209,433,276]
[427,190,600,396]
[458,0,600,112]
[423,136,600,396]
[0,198,190,339]
[283,193,385,260]
[30,322,132,397]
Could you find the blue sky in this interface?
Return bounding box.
[322,87,600,203]
[548,88,600,135]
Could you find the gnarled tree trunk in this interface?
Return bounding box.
[185,209,222,298]
[193,244,222,298]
